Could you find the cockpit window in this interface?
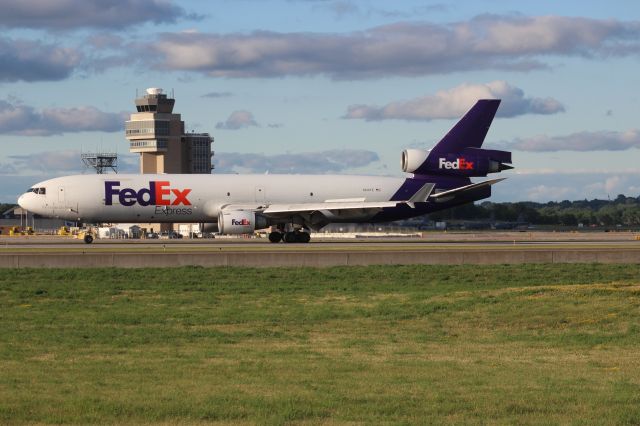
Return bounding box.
[27,187,46,195]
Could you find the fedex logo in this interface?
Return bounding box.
[105,181,192,207]
[231,218,251,226]
[438,157,474,170]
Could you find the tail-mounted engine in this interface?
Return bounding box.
[401,147,512,177]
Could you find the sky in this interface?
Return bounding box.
[1,0,639,203]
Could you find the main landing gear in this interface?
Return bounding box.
[268,230,311,244]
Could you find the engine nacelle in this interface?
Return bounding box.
[218,210,270,235]
[401,149,430,173]
[402,147,512,177]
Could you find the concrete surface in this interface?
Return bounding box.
[1,232,638,268]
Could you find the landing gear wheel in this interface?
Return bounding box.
[83,234,94,244]
[283,231,310,243]
[268,231,282,243]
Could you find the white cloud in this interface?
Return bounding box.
[525,185,572,202]
[0,0,196,30]
[505,129,640,152]
[0,99,127,136]
[2,150,138,175]
[494,171,640,202]
[0,37,81,82]
[343,81,564,121]
[215,150,379,174]
[143,15,640,79]
[201,91,233,98]
[215,111,259,130]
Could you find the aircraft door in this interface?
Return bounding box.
[58,186,66,205]
[55,186,71,210]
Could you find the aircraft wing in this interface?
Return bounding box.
[262,200,400,215]
[218,182,435,230]
[259,182,435,215]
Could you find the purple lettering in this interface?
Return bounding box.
[119,188,137,207]
[105,181,120,206]
[136,182,156,206]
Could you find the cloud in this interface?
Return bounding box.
[8,150,89,174]
[493,170,640,202]
[319,0,360,18]
[214,149,379,174]
[505,129,640,152]
[1,150,138,176]
[215,111,259,130]
[0,152,138,201]
[143,15,640,79]
[343,81,564,121]
[0,0,196,30]
[0,99,128,136]
[202,91,233,98]
[0,37,81,82]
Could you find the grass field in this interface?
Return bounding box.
[1,264,640,424]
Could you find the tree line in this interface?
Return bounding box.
[427,194,640,226]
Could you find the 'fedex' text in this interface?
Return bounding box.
[105,181,192,206]
[438,158,474,170]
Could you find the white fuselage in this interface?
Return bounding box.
[18,174,406,223]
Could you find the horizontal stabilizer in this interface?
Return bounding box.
[430,178,505,200]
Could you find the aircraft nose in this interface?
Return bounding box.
[18,193,34,212]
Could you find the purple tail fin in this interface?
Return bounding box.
[430,99,500,156]
[402,99,512,178]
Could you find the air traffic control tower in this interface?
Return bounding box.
[125,88,213,174]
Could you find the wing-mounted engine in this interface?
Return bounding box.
[217,210,271,234]
[401,147,512,177]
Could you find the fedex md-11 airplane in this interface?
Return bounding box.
[18,99,512,243]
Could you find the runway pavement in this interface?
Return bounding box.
[1,232,639,267]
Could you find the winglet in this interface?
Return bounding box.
[406,182,435,209]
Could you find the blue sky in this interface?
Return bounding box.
[1,0,639,202]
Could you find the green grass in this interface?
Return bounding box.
[1,264,640,424]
